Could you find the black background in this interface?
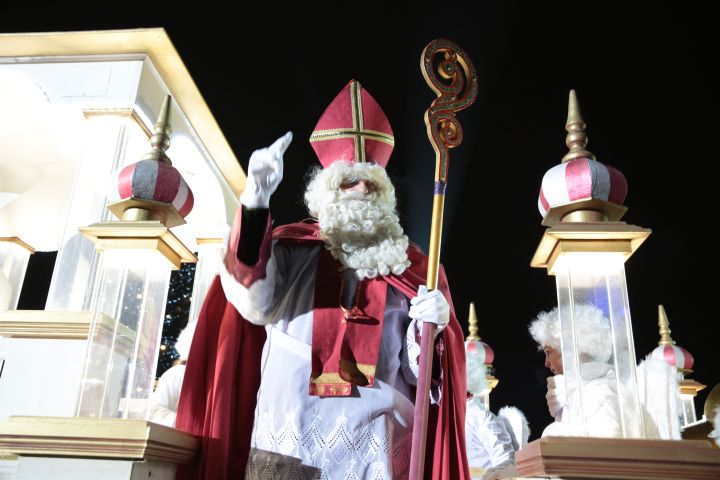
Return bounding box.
[4,2,717,439]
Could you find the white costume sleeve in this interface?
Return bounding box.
[221,241,320,326]
[466,399,516,469]
[542,365,622,438]
[148,364,186,427]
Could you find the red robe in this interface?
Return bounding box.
[176,215,469,479]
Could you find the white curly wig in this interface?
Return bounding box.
[529,303,613,364]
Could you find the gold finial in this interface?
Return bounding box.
[561,90,595,163]
[467,302,481,341]
[658,304,675,346]
[142,95,173,164]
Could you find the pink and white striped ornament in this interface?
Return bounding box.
[538,157,627,218]
[651,343,694,371]
[113,159,194,218]
[465,339,495,366]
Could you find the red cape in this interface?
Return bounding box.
[176,220,469,479]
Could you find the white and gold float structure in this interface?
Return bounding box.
[0,29,245,480]
[517,91,720,479]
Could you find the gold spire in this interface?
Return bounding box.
[467,302,480,341]
[561,90,595,163]
[142,95,173,164]
[658,304,675,346]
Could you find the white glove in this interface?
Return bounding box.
[239,131,293,208]
[408,285,450,337]
[482,464,519,480]
[546,374,566,419]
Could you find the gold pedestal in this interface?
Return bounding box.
[0,416,198,464]
[516,436,720,479]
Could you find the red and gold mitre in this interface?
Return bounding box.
[309,79,394,168]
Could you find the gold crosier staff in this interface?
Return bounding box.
[409,38,478,480]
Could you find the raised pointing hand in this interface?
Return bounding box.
[239,131,293,209]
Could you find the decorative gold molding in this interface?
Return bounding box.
[0,311,91,339]
[0,416,198,464]
[0,237,35,254]
[531,221,651,274]
[516,436,720,479]
[196,237,224,245]
[541,198,628,227]
[680,378,707,397]
[83,108,152,138]
[486,373,499,391]
[0,28,245,197]
[107,198,186,228]
[0,311,135,346]
[79,219,197,270]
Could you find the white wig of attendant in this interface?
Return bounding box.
[529,303,613,364]
[304,160,410,279]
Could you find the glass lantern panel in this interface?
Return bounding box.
[45,116,148,311]
[681,394,697,426]
[76,249,171,419]
[0,241,31,310]
[554,252,647,438]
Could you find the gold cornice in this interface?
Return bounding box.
[680,379,707,397]
[0,311,135,345]
[486,373,499,391]
[531,221,651,274]
[0,311,91,339]
[0,28,245,197]
[83,108,152,138]
[0,237,35,254]
[79,219,197,270]
[0,416,198,464]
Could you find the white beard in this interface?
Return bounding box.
[317,190,410,280]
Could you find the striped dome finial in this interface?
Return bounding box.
[651,305,694,372]
[109,95,194,227]
[537,89,628,224]
[464,303,494,366]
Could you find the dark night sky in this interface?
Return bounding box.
[4,2,717,439]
